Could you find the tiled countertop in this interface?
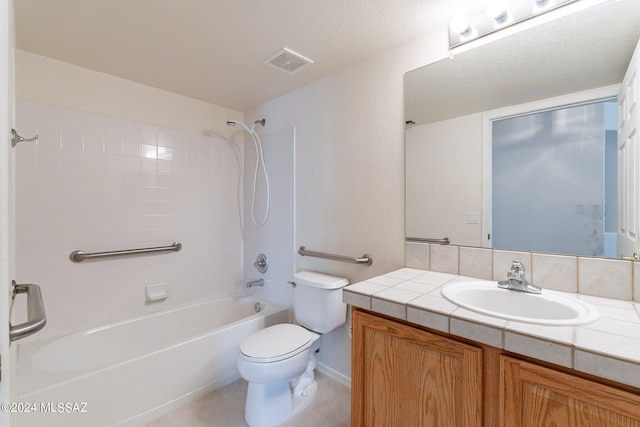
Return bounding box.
[343,267,640,389]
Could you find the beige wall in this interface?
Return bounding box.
[16,50,243,138]
[247,28,451,380]
[15,23,453,379]
[406,113,483,247]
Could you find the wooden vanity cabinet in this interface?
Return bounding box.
[501,356,640,427]
[352,308,640,427]
[351,308,483,426]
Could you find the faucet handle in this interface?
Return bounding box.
[508,260,525,280]
[498,260,541,294]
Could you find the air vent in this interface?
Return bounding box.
[264,48,313,74]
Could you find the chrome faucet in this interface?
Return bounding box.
[246,278,265,289]
[497,260,542,294]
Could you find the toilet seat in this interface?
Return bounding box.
[240,324,312,363]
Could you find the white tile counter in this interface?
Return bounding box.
[343,268,640,389]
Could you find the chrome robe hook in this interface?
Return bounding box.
[11,129,38,148]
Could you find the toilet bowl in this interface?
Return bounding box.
[236,271,349,427]
[238,323,320,384]
[238,324,321,427]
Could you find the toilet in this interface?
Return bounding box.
[237,270,349,427]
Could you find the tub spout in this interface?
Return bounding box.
[246,278,265,288]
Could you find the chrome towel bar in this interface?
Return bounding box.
[10,282,47,342]
[406,237,450,245]
[70,242,182,262]
[298,246,373,266]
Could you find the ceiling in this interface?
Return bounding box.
[14,0,469,112]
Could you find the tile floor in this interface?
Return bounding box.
[145,372,351,427]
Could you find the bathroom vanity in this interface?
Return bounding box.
[345,268,640,426]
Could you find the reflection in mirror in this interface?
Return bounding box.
[405,0,640,259]
[491,99,617,257]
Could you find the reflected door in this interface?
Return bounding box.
[492,100,615,257]
[618,39,640,260]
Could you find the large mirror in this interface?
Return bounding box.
[405,0,640,258]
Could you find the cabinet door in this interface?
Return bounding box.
[352,309,483,427]
[501,356,640,427]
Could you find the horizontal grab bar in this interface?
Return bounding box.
[298,246,373,266]
[10,282,47,342]
[70,242,182,263]
[405,237,450,245]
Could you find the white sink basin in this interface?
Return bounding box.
[441,280,599,326]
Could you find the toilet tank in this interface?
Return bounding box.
[293,271,349,334]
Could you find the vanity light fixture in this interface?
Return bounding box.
[449,0,582,49]
[533,0,557,12]
[486,0,512,26]
[449,13,476,39]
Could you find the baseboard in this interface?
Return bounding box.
[316,361,351,388]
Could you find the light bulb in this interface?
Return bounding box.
[450,13,473,37]
[486,0,510,24]
[534,0,556,13]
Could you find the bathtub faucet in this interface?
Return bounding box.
[246,278,265,289]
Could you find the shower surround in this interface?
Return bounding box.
[14,99,244,339]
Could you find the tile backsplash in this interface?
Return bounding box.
[406,242,638,302]
[14,100,244,339]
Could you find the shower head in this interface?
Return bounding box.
[226,119,266,134]
[224,118,271,227]
[226,119,252,134]
[250,119,266,132]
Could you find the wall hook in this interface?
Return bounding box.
[11,129,38,148]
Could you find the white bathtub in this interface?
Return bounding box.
[15,295,289,427]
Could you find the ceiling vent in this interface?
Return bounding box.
[264,48,313,74]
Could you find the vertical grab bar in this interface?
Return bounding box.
[10,281,47,342]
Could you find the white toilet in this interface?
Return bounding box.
[237,270,349,427]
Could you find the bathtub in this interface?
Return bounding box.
[15,295,289,427]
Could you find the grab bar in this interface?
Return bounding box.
[406,237,450,245]
[70,242,182,263]
[10,281,47,342]
[298,246,373,266]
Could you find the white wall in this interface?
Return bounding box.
[406,114,483,247]
[14,53,246,339]
[241,127,296,308]
[16,51,243,139]
[247,28,450,380]
[15,23,453,378]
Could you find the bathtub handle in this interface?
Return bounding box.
[10,281,47,342]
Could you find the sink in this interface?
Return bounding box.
[441,280,599,326]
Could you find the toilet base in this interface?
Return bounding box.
[244,379,318,427]
[292,379,318,414]
[240,334,323,426]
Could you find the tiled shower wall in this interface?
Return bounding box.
[14,100,244,339]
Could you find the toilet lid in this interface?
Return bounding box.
[240,324,313,362]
